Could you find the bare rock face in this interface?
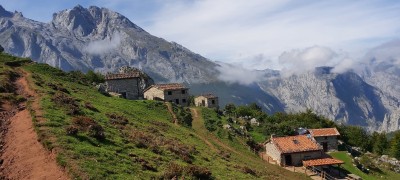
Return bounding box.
[1,5,400,132]
[0,5,217,83]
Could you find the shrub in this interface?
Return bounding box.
[163,163,213,179]
[52,92,81,115]
[72,116,96,131]
[72,116,106,140]
[128,128,196,162]
[185,165,212,179]
[234,165,258,176]
[88,124,106,140]
[106,113,129,126]
[47,83,70,94]
[163,163,183,179]
[86,70,105,84]
[65,125,79,136]
[84,102,98,112]
[172,105,193,127]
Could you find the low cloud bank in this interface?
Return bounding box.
[216,62,266,85]
[215,41,400,84]
[365,40,400,67]
[278,46,355,77]
[85,33,122,55]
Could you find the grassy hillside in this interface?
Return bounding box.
[330,152,400,180]
[0,53,308,179]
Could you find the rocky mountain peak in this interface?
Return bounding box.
[51,5,142,36]
[51,5,96,36]
[0,5,13,17]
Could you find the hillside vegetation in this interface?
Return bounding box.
[0,53,308,179]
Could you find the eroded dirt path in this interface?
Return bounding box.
[165,102,178,125]
[190,108,240,154]
[0,70,68,180]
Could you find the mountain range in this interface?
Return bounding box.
[0,5,399,132]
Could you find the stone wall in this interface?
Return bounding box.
[313,136,338,152]
[284,151,323,166]
[144,88,190,106]
[144,88,164,100]
[106,78,140,100]
[265,142,281,164]
[164,89,189,106]
[194,96,219,108]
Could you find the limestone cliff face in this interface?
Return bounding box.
[0,5,217,83]
[1,5,400,132]
[258,67,398,132]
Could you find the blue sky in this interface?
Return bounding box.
[1,0,400,70]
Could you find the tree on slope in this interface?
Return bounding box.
[372,132,388,155]
[390,131,400,159]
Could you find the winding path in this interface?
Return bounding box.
[0,70,68,179]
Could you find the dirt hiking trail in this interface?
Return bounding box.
[0,70,68,180]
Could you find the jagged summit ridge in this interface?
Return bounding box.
[0,5,217,82]
[51,5,143,37]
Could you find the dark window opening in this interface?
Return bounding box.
[202,100,205,106]
[181,90,186,94]
[182,99,186,103]
[322,142,328,152]
[175,99,180,104]
[211,100,215,104]
[324,136,328,140]
[167,91,172,95]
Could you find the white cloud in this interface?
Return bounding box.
[277,45,359,76]
[216,62,266,85]
[146,0,400,67]
[366,40,400,66]
[84,33,122,55]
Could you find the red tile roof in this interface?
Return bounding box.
[105,72,141,80]
[147,83,188,91]
[272,135,322,154]
[302,158,344,167]
[309,128,340,137]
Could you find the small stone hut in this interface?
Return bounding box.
[194,94,219,108]
[309,128,340,152]
[144,83,189,106]
[105,66,153,100]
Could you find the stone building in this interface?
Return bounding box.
[309,128,340,152]
[194,94,219,108]
[265,135,324,166]
[144,83,189,106]
[105,66,153,100]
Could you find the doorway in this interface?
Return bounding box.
[322,142,328,152]
[284,155,292,166]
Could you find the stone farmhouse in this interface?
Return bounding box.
[265,135,324,166]
[265,128,343,168]
[194,94,219,108]
[144,83,189,106]
[309,128,340,152]
[104,66,153,100]
[105,72,141,99]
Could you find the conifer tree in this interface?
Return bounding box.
[390,131,400,159]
